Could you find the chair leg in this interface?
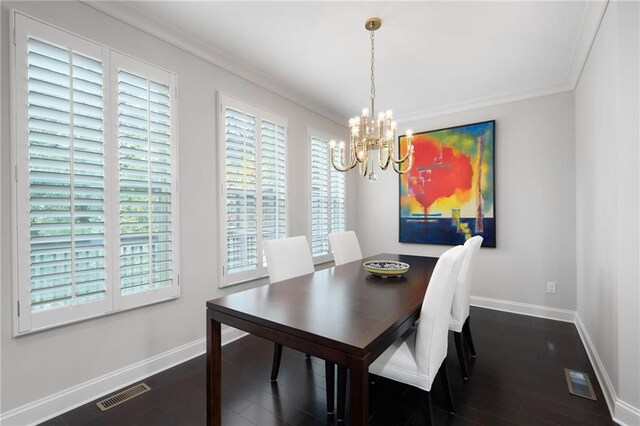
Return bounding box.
[453,331,469,380]
[439,358,455,414]
[337,365,347,422]
[419,390,434,426]
[325,361,335,414]
[270,343,283,381]
[463,317,477,358]
[305,353,311,359]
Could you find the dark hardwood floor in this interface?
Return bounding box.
[41,307,613,425]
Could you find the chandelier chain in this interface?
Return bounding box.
[370,28,375,106]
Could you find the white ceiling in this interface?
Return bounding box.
[90,1,605,124]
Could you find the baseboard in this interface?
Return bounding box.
[470,295,577,322]
[575,313,617,419]
[615,399,640,426]
[0,326,248,426]
[575,313,640,426]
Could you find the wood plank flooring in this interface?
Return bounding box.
[41,307,614,425]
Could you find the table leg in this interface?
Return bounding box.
[349,357,369,426]
[337,365,347,421]
[325,361,335,414]
[207,309,221,426]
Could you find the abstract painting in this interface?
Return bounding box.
[399,120,495,247]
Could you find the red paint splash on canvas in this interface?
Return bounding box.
[406,135,473,213]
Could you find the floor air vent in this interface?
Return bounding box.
[96,383,151,411]
[564,369,596,400]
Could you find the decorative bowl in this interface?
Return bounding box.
[363,260,410,278]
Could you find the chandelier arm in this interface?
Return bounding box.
[346,136,359,168]
[378,142,391,170]
[330,147,356,172]
[391,142,414,164]
[358,157,368,177]
[355,138,366,163]
[392,151,414,174]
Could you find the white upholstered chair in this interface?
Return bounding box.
[263,235,315,381]
[263,236,338,414]
[449,235,483,380]
[368,245,466,425]
[328,231,363,266]
[264,235,315,284]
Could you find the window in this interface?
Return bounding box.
[220,94,287,286]
[310,135,346,263]
[12,13,178,334]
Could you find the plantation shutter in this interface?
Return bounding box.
[13,14,114,332]
[309,134,347,262]
[220,96,288,286]
[310,136,330,256]
[116,58,176,301]
[27,37,107,312]
[261,119,286,245]
[14,14,179,334]
[224,107,258,275]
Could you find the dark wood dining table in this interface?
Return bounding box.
[206,253,438,425]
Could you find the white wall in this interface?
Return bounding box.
[0,1,349,416]
[356,92,577,311]
[575,1,640,421]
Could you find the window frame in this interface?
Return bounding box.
[218,93,288,287]
[10,11,180,336]
[308,129,347,265]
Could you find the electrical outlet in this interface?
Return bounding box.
[546,281,557,294]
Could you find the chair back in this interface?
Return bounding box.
[264,236,315,283]
[415,245,466,378]
[329,231,363,266]
[451,236,483,324]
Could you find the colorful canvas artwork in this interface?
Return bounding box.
[399,120,495,247]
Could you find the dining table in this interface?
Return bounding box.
[206,253,439,425]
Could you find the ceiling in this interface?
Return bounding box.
[88,1,606,124]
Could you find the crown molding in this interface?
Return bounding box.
[81,0,607,127]
[565,0,609,90]
[80,1,345,126]
[396,0,608,124]
[396,82,573,124]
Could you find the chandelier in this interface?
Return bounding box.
[329,17,414,181]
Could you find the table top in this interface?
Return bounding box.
[207,253,438,356]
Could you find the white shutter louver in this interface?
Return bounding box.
[118,69,173,295]
[27,37,106,312]
[225,107,258,275]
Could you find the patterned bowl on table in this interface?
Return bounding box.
[363,260,410,278]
